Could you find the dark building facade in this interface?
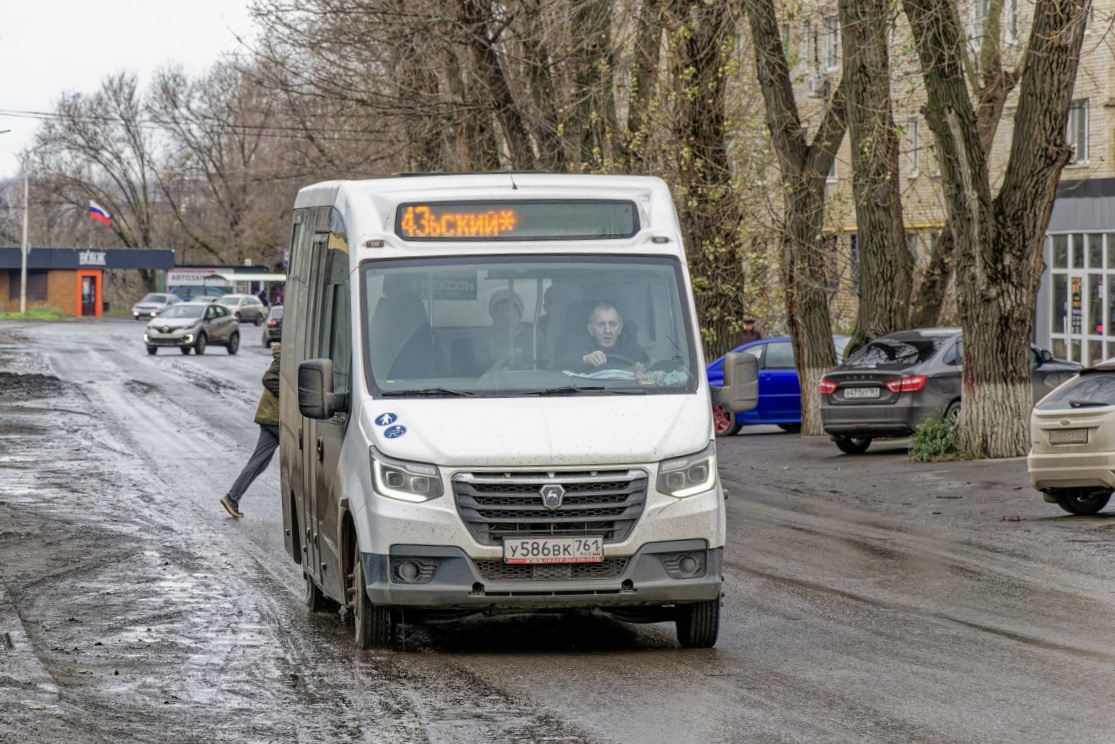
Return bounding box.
[0,247,174,317]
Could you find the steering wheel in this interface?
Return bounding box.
[599,353,637,369]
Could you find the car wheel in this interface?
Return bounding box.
[304,571,339,613]
[180,346,192,355]
[254,315,263,326]
[945,400,961,423]
[195,333,207,355]
[834,436,871,455]
[777,423,802,433]
[712,404,740,437]
[351,551,395,649]
[146,346,157,355]
[227,332,240,355]
[264,335,271,348]
[1053,488,1112,516]
[676,599,720,648]
[234,312,242,322]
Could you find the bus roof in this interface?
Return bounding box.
[293,173,683,248]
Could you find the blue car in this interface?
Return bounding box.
[707,334,851,436]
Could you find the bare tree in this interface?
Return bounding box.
[658,1,749,359]
[909,0,1021,327]
[744,0,847,435]
[902,0,1088,457]
[838,0,912,355]
[33,73,167,290]
[148,63,296,268]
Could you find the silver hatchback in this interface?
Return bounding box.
[1029,362,1115,515]
[144,302,240,355]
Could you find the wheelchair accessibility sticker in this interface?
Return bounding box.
[384,425,407,439]
[375,412,398,426]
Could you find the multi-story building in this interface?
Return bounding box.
[790,0,1113,363]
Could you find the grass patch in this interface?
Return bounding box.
[0,307,67,320]
[909,414,971,462]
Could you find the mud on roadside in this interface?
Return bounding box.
[0,327,343,742]
[0,325,599,744]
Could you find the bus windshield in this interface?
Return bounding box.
[361,255,697,397]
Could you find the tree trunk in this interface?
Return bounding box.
[456,0,535,168]
[667,1,747,361]
[570,0,618,169]
[745,0,847,435]
[903,0,1087,457]
[623,0,666,170]
[910,224,955,327]
[839,0,912,356]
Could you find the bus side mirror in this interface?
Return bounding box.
[713,352,759,413]
[298,359,347,419]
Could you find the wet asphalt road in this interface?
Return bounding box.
[3,317,1115,743]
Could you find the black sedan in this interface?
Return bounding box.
[819,328,1081,454]
[261,305,283,347]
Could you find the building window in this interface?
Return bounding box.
[1006,0,1019,43]
[800,20,811,67]
[781,24,791,57]
[828,153,838,183]
[970,0,990,38]
[8,270,47,302]
[822,15,840,71]
[1067,99,1088,164]
[904,118,919,176]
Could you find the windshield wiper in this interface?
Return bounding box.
[381,387,476,397]
[1069,399,1110,408]
[527,385,606,396]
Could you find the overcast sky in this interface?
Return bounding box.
[0,0,255,179]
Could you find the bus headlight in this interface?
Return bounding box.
[657,442,717,498]
[371,447,444,502]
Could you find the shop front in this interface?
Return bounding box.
[0,247,174,317]
[1038,179,1115,366]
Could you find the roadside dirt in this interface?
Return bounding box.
[0,326,594,743]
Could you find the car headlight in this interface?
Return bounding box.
[371,447,443,502]
[183,333,194,343]
[657,442,717,498]
[143,333,149,342]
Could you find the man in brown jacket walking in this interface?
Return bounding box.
[220,344,281,518]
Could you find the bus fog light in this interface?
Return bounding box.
[390,557,439,584]
[660,551,706,579]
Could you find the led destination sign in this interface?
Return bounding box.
[395,200,639,241]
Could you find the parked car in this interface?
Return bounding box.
[707,334,851,436]
[131,292,180,320]
[144,301,240,355]
[1028,360,1115,515]
[216,294,267,325]
[819,328,1081,454]
[261,305,283,347]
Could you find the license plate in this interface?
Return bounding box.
[844,387,880,399]
[503,536,604,564]
[1049,428,1088,445]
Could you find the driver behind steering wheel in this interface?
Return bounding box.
[554,300,649,373]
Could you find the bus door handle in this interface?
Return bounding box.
[316,437,324,462]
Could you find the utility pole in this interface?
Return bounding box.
[20,174,28,314]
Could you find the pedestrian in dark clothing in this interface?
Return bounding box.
[221,343,281,518]
[739,318,762,346]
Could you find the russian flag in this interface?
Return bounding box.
[89,200,112,226]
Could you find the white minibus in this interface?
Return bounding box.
[280,172,739,648]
